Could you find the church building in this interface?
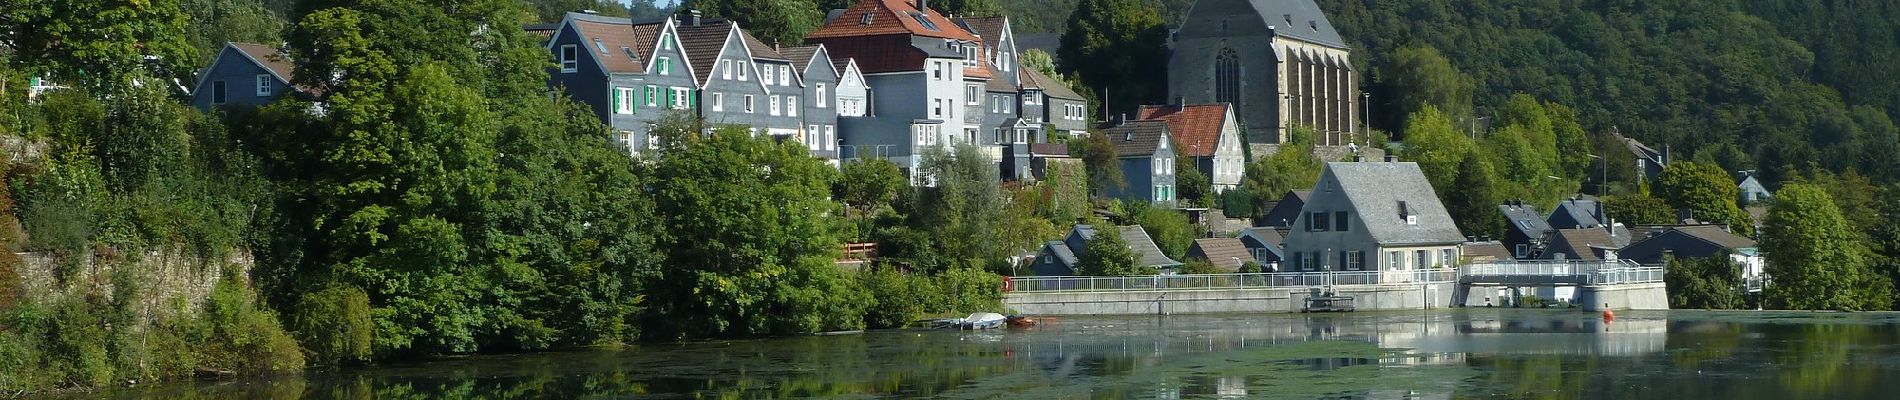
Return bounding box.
[1168,0,1359,146]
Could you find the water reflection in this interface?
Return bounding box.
[63,310,1900,399]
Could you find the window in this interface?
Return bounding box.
[1388,251,1403,270]
[780,65,791,85]
[1345,251,1364,271]
[824,126,834,150]
[1515,244,1529,258]
[559,45,578,72]
[212,81,227,104]
[931,61,944,80]
[1215,48,1241,114]
[817,84,828,107]
[910,12,941,31]
[1308,211,1330,231]
[762,65,775,84]
[658,57,671,75]
[1299,252,1317,271]
[255,75,273,96]
[744,95,755,113]
[615,87,635,114]
[711,92,724,112]
[1442,249,1457,268]
[1334,212,1349,232]
[770,95,780,116]
[671,88,689,109]
[738,61,749,80]
[1415,250,1430,270]
[721,60,734,79]
[644,86,657,106]
[661,34,673,50]
[788,96,798,117]
[967,85,979,105]
[931,99,946,119]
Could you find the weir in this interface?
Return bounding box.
[1004,261,1669,316]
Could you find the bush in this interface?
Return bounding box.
[199,271,305,373]
[1179,260,1222,275]
[293,285,374,366]
[859,266,928,329]
[857,266,1006,328]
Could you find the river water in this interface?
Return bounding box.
[67,309,1900,399]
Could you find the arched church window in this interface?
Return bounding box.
[1216,48,1241,114]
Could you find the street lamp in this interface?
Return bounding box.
[1588,154,1606,196]
[1362,92,1372,140]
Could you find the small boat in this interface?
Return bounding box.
[961,312,1006,330]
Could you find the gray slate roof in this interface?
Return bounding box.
[1543,228,1617,261]
[1237,0,1348,48]
[1327,162,1466,246]
[1117,226,1184,268]
[1550,197,1605,228]
[1103,120,1170,157]
[1499,203,1551,239]
[1044,240,1078,266]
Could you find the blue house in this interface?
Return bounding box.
[191,42,308,110]
[1100,120,1178,205]
[1032,224,1183,276]
[544,12,695,156]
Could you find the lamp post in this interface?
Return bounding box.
[1588,154,1605,196]
[1362,91,1371,141]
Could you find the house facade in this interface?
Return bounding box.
[1100,120,1179,205]
[781,45,843,162]
[1736,171,1772,205]
[1236,227,1287,268]
[1136,103,1246,193]
[1033,224,1184,276]
[1168,0,1359,145]
[808,0,986,182]
[1022,68,1089,137]
[1282,162,1465,281]
[192,42,305,110]
[1187,238,1257,272]
[544,13,695,156]
[1620,225,1763,276]
[1498,201,1550,259]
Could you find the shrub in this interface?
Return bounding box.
[293,285,374,366]
[1179,260,1222,275]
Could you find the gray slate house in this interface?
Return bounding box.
[678,19,804,137]
[1548,196,1632,248]
[1236,227,1288,268]
[1100,120,1179,205]
[1187,238,1256,272]
[780,45,843,162]
[1282,162,1465,277]
[1021,67,1089,137]
[1460,241,1513,264]
[1137,103,1247,194]
[1498,201,1551,259]
[192,42,308,110]
[1539,228,1620,261]
[1736,171,1771,205]
[807,0,988,183]
[1621,132,1668,183]
[1620,225,1763,279]
[1169,0,1359,146]
[1258,190,1311,228]
[1033,224,1185,276]
[543,13,693,157]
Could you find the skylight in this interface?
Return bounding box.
[910,12,940,31]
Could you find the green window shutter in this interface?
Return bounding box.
[611,88,621,112]
[689,90,697,110]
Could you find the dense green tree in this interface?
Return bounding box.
[1242,126,1324,222]
[1173,139,1210,207]
[644,125,866,338]
[1399,105,1475,190]
[1657,161,1754,236]
[924,0,1002,17]
[837,158,907,219]
[1762,184,1891,311]
[1601,194,1675,226]
[1076,225,1141,276]
[912,143,1008,271]
[1058,0,1167,116]
[1444,152,1504,240]
[2,0,200,90]
[527,0,630,22]
[1665,255,1746,310]
[684,0,822,46]
[186,0,287,60]
[1080,130,1123,195]
[1128,202,1195,261]
[626,0,672,19]
[1379,45,1473,133]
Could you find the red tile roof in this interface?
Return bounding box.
[1137,104,1231,157]
[569,18,648,74]
[807,0,979,41]
[226,42,319,95]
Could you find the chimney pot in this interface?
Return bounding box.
[688,9,702,26]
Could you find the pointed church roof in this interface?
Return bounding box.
[1196,0,1347,48]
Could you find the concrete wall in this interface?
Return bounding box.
[1579,282,1669,311]
[1003,282,1455,316]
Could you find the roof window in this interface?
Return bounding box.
[593,38,607,53]
[860,12,873,25]
[910,12,940,31]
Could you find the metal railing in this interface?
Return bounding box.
[1007,270,1457,293]
[1460,259,1665,286]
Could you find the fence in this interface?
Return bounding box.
[1007,270,1457,293]
[1460,259,1664,286]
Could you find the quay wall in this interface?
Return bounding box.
[1004,282,1457,316]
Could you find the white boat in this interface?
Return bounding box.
[960,312,1006,330]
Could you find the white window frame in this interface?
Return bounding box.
[770,95,781,116]
[744,95,755,113]
[671,87,689,109]
[644,85,658,107]
[788,96,799,117]
[661,33,674,50]
[657,57,671,75]
[781,65,792,85]
[824,125,835,150]
[817,83,828,107]
[762,65,775,85]
[711,92,724,112]
[721,60,732,79]
[559,44,578,72]
[615,87,634,114]
[255,74,273,96]
[738,61,749,81]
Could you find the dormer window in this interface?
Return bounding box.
[860,12,873,25]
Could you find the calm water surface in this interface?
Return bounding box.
[69,309,1900,399]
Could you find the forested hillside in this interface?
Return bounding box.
[1321,0,1900,188]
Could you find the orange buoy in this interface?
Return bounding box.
[1601,304,1615,322]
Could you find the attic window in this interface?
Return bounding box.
[593,38,607,53]
[860,12,873,25]
[911,12,940,31]
[1309,21,1318,31]
[1398,201,1411,218]
[621,47,636,60]
[1284,14,1292,24]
